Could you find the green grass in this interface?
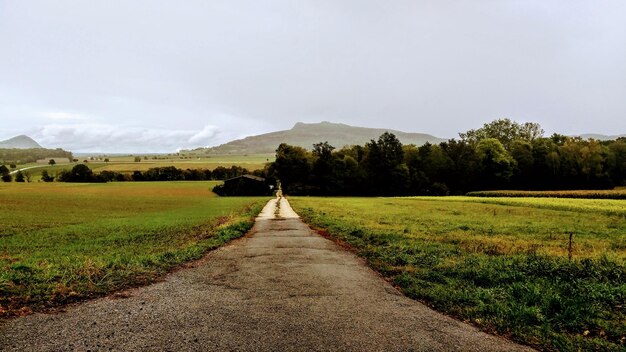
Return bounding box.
[4,154,274,181]
[467,189,626,200]
[290,196,626,351]
[412,196,626,218]
[0,182,267,317]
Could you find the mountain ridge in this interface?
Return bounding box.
[192,121,447,154]
[0,135,42,149]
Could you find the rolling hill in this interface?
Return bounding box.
[577,134,626,141]
[192,121,446,155]
[0,135,42,149]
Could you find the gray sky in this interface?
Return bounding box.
[1,0,625,152]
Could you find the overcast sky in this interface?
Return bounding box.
[1,1,625,152]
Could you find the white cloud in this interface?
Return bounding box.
[31,123,223,153]
[41,111,88,121]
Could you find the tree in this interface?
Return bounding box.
[364,132,407,195]
[41,170,55,182]
[9,164,16,169]
[58,164,96,182]
[476,138,515,189]
[104,158,110,162]
[14,170,25,182]
[1,174,11,182]
[272,143,312,194]
[509,140,534,188]
[134,156,141,162]
[0,165,9,176]
[460,118,544,149]
[48,159,56,166]
[311,142,337,194]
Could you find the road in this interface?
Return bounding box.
[0,198,533,351]
[7,165,46,175]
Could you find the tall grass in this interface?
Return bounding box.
[0,182,266,316]
[291,197,626,351]
[467,189,626,200]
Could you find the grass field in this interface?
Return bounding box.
[467,189,626,200]
[9,154,272,181]
[290,196,626,351]
[0,182,267,317]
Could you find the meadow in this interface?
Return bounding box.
[8,153,272,181]
[0,182,266,317]
[467,189,626,200]
[290,196,626,351]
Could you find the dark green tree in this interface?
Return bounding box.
[364,132,407,195]
[476,138,515,189]
[14,170,25,182]
[272,143,312,194]
[41,170,55,182]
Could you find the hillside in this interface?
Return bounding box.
[193,121,446,154]
[0,135,42,149]
[578,133,626,141]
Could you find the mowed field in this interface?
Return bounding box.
[10,154,273,181]
[0,182,267,317]
[290,196,626,351]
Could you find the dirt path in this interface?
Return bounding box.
[0,198,533,351]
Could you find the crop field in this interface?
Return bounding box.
[5,154,273,181]
[0,182,266,317]
[290,196,626,351]
[467,189,626,200]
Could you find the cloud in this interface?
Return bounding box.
[31,123,222,153]
[41,111,88,121]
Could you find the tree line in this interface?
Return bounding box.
[268,119,626,196]
[0,148,72,164]
[51,165,260,183]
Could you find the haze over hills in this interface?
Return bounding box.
[190,121,447,155]
[0,135,42,149]
[577,134,626,141]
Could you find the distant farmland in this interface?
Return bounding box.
[290,196,626,351]
[0,182,267,317]
[9,153,272,181]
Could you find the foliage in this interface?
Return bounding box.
[267,119,626,195]
[290,197,626,351]
[40,170,55,182]
[0,148,72,164]
[14,171,25,182]
[0,181,266,316]
[58,164,102,182]
[459,118,544,149]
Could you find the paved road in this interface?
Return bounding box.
[8,165,46,175]
[0,198,533,351]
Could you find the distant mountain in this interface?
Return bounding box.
[0,135,42,149]
[577,134,626,141]
[193,121,446,155]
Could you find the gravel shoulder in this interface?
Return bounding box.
[0,198,533,351]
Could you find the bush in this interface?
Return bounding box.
[58,164,103,183]
[14,171,25,182]
[1,174,11,182]
[41,170,55,182]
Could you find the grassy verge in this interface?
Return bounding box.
[0,182,266,317]
[290,197,626,351]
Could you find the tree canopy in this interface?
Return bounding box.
[267,119,624,195]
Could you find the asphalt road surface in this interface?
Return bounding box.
[0,198,533,351]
